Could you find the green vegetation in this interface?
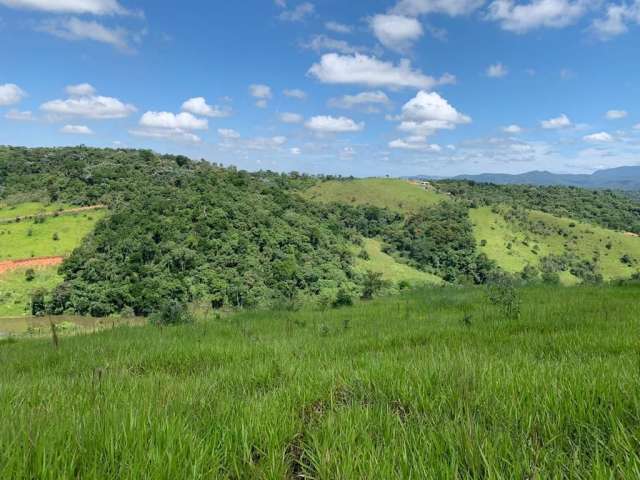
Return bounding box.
[0,211,105,260]
[0,201,71,222]
[471,206,640,281]
[305,178,447,212]
[0,267,62,317]
[353,238,443,286]
[2,285,639,478]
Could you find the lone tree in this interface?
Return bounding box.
[362,270,386,300]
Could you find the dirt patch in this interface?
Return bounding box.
[0,256,64,275]
[624,232,639,238]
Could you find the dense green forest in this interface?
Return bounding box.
[1,146,639,317]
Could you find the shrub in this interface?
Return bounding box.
[333,287,354,308]
[24,268,36,282]
[150,300,194,326]
[486,275,521,320]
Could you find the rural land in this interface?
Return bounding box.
[1,146,639,478]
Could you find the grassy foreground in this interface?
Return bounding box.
[1,285,640,478]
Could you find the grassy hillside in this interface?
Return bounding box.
[0,267,62,317]
[305,179,447,213]
[353,238,443,286]
[2,285,639,478]
[471,206,640,280]
[0,202,71,222]
[0,210,105,260]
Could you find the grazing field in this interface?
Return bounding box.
[0,209,105,261]
[0,266,62,317]
[353,238,443,286]
[0,202,71,222]
[471,206,640,281]
[305,178,447,212]
[2,285,639,478]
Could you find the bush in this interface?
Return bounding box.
[24,268,36,282]
[486,275,521,320]
[150,300,194,326]
[333,287,354,308]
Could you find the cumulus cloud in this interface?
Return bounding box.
[605,109,628,120]
[395,90,471,136]
[591,1,640,39]
[181,97,231,118]
[486,62,508,77]
[487,0,589,33]
[129,128,201,144]
[218,128,241,139]
[290,147,302,155]
[309,53,455,90]
[278,2,314,21]
[583,131,613,142]
[61,124,94,135]
[328,91,391,112]
[139,111,208,130]
[305,115,364,133]
[502,124,523,133]
[325,21,352,33]
[279,112,304,124]
[5,109,33,121]
[0,0,132,15]
[0,83,26,106]
[40,84,136,119]
[371,14,423,52]
[541,113,571,129]
[37,17,134,51]
[301,34,371,55]
[389,136,442,151]
[393,0,485,16]
[65,83,96,96]
[283,88,307,99]
[249,84,272,108]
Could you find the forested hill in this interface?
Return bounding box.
[1,146,640,317]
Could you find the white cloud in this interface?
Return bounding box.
[61,124,93,135]
[38,17,133,51]
[301,34,371,55]
[65,83,96,96]
[389,136,442,151]
[305,115,364,133]
[278,2,314,21]
[583,131,613,142]
[283,88,307,99]
[40,85,136,119]
[502,124,523,133]
[181,97,231,118]
[279,112,304,124]
[290,147,302,155]
[0,0,131,15]
[129,128,201,144]
[139,111,208,130]
[541,113,571,129]
[592,1,640,39]
[308,53,455,90]
[605,109,628,120]
[395,90,471,136]
[5,109,33,121]
[634,123,640,130]
[487,0,589,33]
[0,83,26,106]
[393,0,485,16]
[218,128,241,139]
[329,90,391,112]
[325,21,351,33]
[486,62,508,77]
[371,14,423,52]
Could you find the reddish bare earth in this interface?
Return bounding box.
[0,256,64,275]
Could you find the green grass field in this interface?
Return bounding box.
[0,210,105,261]
[1,285,639,478]
[471,206,640,281]
[353,238,443,286]
[0,202,72,222]
[0,267,62,317]
[305,178,447,212]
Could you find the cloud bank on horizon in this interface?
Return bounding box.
[1,0,639,176]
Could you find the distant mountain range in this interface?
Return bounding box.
[414,166,640,191]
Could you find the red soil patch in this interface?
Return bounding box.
[0,256,64,275]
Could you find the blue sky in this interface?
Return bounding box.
[1,0,639,176]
